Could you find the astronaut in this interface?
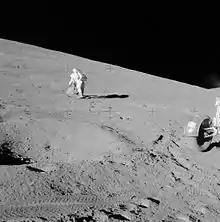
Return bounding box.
[68,68,88,98]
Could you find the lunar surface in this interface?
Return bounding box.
[1,38,220,221]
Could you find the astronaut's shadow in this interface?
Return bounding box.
[83,94,129,99]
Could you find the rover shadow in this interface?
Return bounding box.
[83,94,129,99]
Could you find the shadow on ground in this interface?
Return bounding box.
[83,94,129,99]
[0,142,34,165]
[207,141,220,152]
[0,155,34,165]
[26,166,45,172]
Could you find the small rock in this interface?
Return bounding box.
[147,197,160,206]
[135,198,150,208]
[194,203,207,215]
[93,211,109,222]
[126,203,138,212]
[118,211,132,221]
[176,214,190,222]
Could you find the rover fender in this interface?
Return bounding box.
[184,114,212,137]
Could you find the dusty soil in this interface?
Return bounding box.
[1,38,220,221]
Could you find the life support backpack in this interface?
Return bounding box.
[73,68,88,81]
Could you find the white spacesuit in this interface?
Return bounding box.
[68,68,88,98]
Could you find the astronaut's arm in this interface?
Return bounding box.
[68,79,72,86]
[68,76,74,86]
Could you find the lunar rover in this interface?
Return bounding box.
[184,97,220,152]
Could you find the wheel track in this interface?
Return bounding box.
[0,194,115,221]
